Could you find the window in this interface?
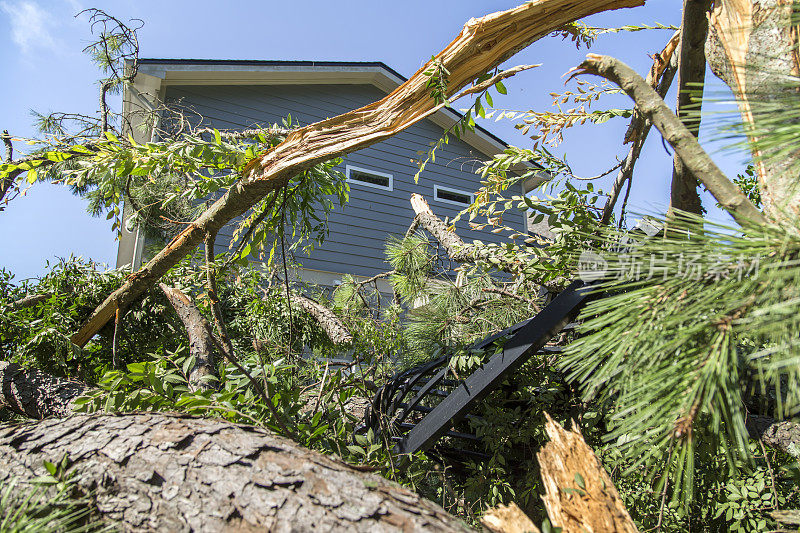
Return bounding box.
[346,165,393,191]
[434,185,474,207]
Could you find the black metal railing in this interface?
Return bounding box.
[362,279,595,459]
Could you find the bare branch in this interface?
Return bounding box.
[159,284,218,391]
[291,294,353,346]
[575,54,768,227]
[601,32,680,224]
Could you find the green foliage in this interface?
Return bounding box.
[733,164,762,209]
[0,476,110,532]
[561,216,800,508]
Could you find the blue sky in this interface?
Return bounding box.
[0,1,748,282]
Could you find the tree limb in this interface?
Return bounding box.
[573,54,768,227]
[669,0,713,216]
[9,293,49,310]
[71,0,645,347]
[291,294,353,346]
[746,413,800,459]
[159,284,218,391]
[602,32,680,224]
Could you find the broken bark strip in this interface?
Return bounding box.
[291,294,353,345]
[706,0,800,228]
[0,413,472,532]
[602,33,680,224]
[159,284,218,391]
[574,54,768,227]
[537,413,638,533]
[669,0,713,216]
[72,0,645,348]
[0,362,87,419]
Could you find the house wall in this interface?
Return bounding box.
[163,83,526,281]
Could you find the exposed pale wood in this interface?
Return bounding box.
[574,54,768,227]
[0,413,472,532]
[481,502,541,533]
[72,0,645,347]
[537,413,638,533]
[706,0,800,228]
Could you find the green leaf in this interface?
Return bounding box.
[485,91,494,108]
[27,168,37,184]
[574,472,585,490]
[495,80,507,94]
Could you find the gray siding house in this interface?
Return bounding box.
[117,60,543,290]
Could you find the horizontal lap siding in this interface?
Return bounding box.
[165,84,525,279]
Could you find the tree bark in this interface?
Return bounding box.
[705,0,800,228]
[291,294,353,345]
[71,0,645,348]
[159,284,218,391]
[669,0,713,216]
[0,361,87,419]
[746,413,800,458]
[537,413,639,533]
[573,54,768,227]
[0,412,471,532]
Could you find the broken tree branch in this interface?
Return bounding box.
[481,502,541,533]
[291,294,353,346]
[71,0,645,347]
[159,283,218,391]
[537,413,639,533]
[574,54,768,227]
[602,32,680,224]
[706,0,800,228]
[669,0,713,216]
[9,293,49,310]
[204,231,235,359]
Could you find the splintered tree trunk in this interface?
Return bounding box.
[0,413,470,532]
[705,0,800,227]
[537,414,638,533]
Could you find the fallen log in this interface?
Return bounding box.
[71,0,645,348]
[0,361,87,419]
[0,412,471,532]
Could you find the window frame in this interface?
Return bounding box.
[345,165,393,192]
[433,184,474,207]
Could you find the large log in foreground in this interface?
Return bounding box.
[71,0,645,348]
[0,412,470,532]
